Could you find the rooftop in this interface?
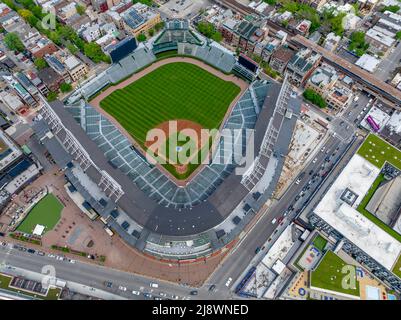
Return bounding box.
[310,250,360,298]
[314,154,401,270]
[309,64,338,87]
[64,56,81,70]
[366,28,395,47]
[357,133,401,170]
[355,54,380,73]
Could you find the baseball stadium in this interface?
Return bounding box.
[33,20,301,260]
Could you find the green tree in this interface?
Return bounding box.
[76,5,86,15]
[66,43,79,55]
[381,5,400,13]
[133,0,153,6]
[396,31,401,40]
[2,0,17,11]
[197,21,222,42]
[303,89,327,108]
[4,32,25,52]
[154,21,165,32]
[137,33,147,42]
[197,21,215,38]
[18,9,34,21]
[211,31,223,43]
[60,82,72,93]
[84,42,107,63]
[48,31,62,45]
[47,91,58,102]
[264,0,276,5]
[148,28,155,37]
[34,57,48,70]
[348,31,369,56]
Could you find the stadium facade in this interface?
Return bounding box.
[33,20,301,259]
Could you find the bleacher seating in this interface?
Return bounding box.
[177,43,236,73]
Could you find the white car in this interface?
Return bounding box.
[150,282,159,288]
[312,158,317,164]
[69,259,76,264]
[132,290,140,295]
[271,218,277,225]
[56,256,64,261]
[159,292,167,297]
[118,286,127,291]
[225,277,233,287]
[48,254,55,258]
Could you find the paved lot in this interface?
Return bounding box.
[376,42,401,82]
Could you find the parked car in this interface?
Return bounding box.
[190,290,198,296]
[104,281,113,288]
[132,290,140,296]
[225,277,233,287]
[209,285,216,292]
[254,247,261,254]
[150,282,159,288]
[118,285,127,291]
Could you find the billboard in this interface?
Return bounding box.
[238,54,258,73]
[109,37,138,63]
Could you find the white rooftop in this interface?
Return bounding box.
[366,28,395,47]
[33,224,45,236]
[64,55,81,70]
[261,224,294,269]
[361,106,391,132]
[355,54,380,73]
[386,111,401,134]
[314,154,401,270]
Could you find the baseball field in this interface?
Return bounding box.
[99,61,242,180]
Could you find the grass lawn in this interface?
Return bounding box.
[310,251,360,297]
[392,255,401,278]
[357,133,401,170]
[99,62,240,179]
[313,235,328,251]
[356,174,401,242]
[17,193,63,235]
[0,274,61,300]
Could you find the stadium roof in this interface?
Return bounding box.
[314,154,401,270]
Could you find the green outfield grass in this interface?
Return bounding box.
[310,251,360,297]
[17,193,63,235]
[99,62,240,179]
[357,133,401,170]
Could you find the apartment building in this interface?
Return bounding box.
[64,56,88,82]
[286,49,321,87]
[122,3,161,37]
[269,46,295,74]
